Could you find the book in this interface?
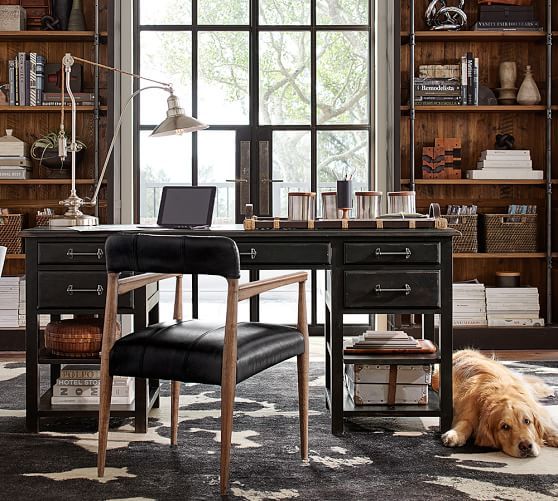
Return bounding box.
[477,160,533,168]
[487,318,544,327]
[466,52,473,105]
[416,100,462,106]
[481,149,530,157]
[461,55,467,106]
[59,365,101,379]
[29,52,37,106]
[50,394,135,405]
[473,57,479,105]
[0,157,32,167]
[414,78,461,96]
[52,384,132,397]
[0,168,31,179]
[8,59,16,106]
[415,95,463,102]
[42,92,96,102]
[36,55,46,105]
[17,52,26,107]
[56,377,132,386]
[466,169,543,180]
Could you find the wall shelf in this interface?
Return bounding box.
[0,179,101,185]
[5,254,25,260]
[0,106,108,112]
[400,179,555,185]
[454,253,548,259]
[401,30,547,42]
[401,105,546,113]
[0,31,108,41]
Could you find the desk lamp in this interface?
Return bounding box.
[49,53,208,227]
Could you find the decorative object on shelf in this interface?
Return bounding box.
[40,15,59,30]
[0,213,23,254]
[20,0,50,30]
[482,212,537,253]
[0,129,29,157]
[478,86,498,105]
[49,53,207,227]
[67,0,85,31]
[443,204,478,253]
[517,65,541,105]
[387,191,416,215]
[422,138,462,179]
[45,62,83,93]
[497,61,517,105]
[425,0,467,31]
[336,179,352,220]
[467,148,541,179]
[52,0,72,30]
[288,192,316,221]
[321,191,339,219]
[475,1,540,31]
[355,192,382,219]
[0,5,26,31]
[31,130,86,177]
[495,133,515,150]
[495,271,521,288]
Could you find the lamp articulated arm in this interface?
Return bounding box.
[52,53,207,226]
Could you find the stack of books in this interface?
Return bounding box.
[485,287,543,327]
[414,77,462,106]
[51,364,135,406]
[460,52,479,106]
[453,282,487,327]
[0,276,20,328]
[41,92,97,107]
[7,52,47,106]
[473,4,541,32]
[344,330,419,352]
[0,130,31,180]
[467,150,543,180]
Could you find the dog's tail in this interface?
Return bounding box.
[522,374,555,399]
[431,366,439,393]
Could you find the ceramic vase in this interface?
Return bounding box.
[497,61,517,105]
[67,0,85,31]
[53,0,73,31]
[517,65,541,105]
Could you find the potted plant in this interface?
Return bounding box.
[31,130,86,178]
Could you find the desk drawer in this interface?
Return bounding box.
[344,242,440,265]
[39,242,106,265]
[237,243,330,265]
[344,271,440,309]
[38,271,133,309]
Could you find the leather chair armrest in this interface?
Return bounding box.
[118,273,181,295]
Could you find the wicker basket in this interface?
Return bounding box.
[35,215,52,227]
[442,214,478,253]
[0,214,23,254]
[482,213,537,253]
[44,318,119,358]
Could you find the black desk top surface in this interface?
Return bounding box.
[22,224,458,239]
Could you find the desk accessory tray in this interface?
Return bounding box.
[243,217,448,231]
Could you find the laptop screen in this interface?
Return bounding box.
[157,186,217,228]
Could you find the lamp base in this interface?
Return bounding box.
[48,214,99,227]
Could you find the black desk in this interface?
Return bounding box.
[23,225,456,434]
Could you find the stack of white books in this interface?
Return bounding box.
[51,364,135,406]
[0,276,21,328]
[453,282,487,326]
[17,277,49,328]
[345,330,419,351]
[485,287,543,327]
[466,150,543,180]
[0,156,31,180]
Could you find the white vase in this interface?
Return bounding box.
[517,65,541,105]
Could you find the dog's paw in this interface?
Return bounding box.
[544,432,558,448]
[442,429,466,448]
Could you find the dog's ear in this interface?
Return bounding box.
[475,411,498,448]
[533,415,545,443]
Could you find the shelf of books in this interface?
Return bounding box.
[398,0,557,347]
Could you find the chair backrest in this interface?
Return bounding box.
[105,233,241,279]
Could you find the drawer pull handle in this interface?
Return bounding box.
[375,284,412,296]
[66,248,104,260]
[66,285,104,296]
[375,247,412,259]
[239,248,258,260]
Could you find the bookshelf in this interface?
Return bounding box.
[396,1,557,348]
[0,1,113,349]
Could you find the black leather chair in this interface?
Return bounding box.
[97,233,309,495]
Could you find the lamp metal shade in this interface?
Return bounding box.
[150,93,208,137]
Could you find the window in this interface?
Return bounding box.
[135,0,373,326]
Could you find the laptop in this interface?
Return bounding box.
[141,186,217,229]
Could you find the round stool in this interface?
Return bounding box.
[44,318,111,358]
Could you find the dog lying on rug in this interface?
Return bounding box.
[433,349,558,457]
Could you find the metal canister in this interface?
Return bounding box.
[288,192,316,221]
[387,191,416,214]
[355,191,382,219]
[321,192,339,219]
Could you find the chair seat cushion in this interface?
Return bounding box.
[109,320,305,385]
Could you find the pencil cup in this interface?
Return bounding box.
[336,180,352,219]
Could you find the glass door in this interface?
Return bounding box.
[135,0,373,326]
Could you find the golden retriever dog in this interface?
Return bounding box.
[435,349,558,458]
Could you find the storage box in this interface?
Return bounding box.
[482,213,537,253]
[442,214,478,253]
[0,130,30,158]
[0,6,26,31]
[345,364,430,405]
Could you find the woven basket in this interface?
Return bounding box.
[442,214,478,253]
[35,215,52,227]
[482,213,537,253]
[44,318,119,358]
[0,214,23,254]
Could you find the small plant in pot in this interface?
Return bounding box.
[31,131,86,178]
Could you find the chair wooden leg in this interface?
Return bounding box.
[220,374,236,496]
[97,372,113,477]
[171,380,180,446]
[297,351,309,460]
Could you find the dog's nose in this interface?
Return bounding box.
[519,441,533,453]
